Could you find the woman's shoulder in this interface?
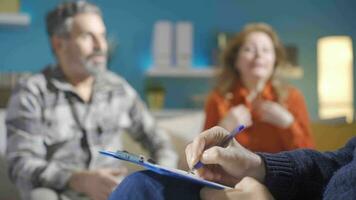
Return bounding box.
[283,85,306,104]
[208,89,224,98]
[286,86,304,97]
[206,89,228,104]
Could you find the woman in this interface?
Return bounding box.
[204,23,314,152]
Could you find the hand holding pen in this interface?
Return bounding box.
[185,126,265,187]
[192,125,245,170]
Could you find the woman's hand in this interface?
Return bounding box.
[219,105,253,132]
[254,100,294,128]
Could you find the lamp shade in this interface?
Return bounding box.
[317,36,354,122]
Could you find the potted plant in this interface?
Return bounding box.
[145,80,165,110]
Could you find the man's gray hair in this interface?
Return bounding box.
[46,0,102,37]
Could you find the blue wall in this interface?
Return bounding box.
[1,0,356,120]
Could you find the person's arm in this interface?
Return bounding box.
[126,90,178,168]
[259,137,355,199]
[252,88,314,149]
[279,88,314,149]
[6,82,72,191]
[275,88,313,149]
[186,126,355,200]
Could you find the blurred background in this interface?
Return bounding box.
[1,0,356,199]
[0,0,355,121]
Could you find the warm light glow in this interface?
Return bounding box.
[317,36,354,122]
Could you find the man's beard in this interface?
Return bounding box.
[82,52,107,77]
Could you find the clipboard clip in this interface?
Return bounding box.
[116,150,144,163]
[115,150,156,164]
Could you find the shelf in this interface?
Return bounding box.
[146,67,216,78]
[146,65,303,79]
[275,65,304,79]
[0,13,31,26]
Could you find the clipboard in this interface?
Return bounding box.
[99,150,232,190]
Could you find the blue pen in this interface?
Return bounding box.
[192,125,245,170]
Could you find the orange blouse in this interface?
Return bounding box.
[204,82,315,153]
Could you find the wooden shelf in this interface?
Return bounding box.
[0,13,31,26]
[275,65,304,79]
[146,66,303,79]
[146,67,216,78]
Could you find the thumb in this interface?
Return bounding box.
[234,176,259,190]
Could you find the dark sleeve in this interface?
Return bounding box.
[258,137,355,200]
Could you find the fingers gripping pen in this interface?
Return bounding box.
[192,125,245,170]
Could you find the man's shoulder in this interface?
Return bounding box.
[6,68,53,112]
[14,69,49,95]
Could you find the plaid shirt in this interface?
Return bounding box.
[6,66,178,194]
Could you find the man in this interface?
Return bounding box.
[5,1,177,200]
[110,126,356,199]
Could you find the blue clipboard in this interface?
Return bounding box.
[99,150,231,190]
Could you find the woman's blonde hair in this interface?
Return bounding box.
[216,23,289,103]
